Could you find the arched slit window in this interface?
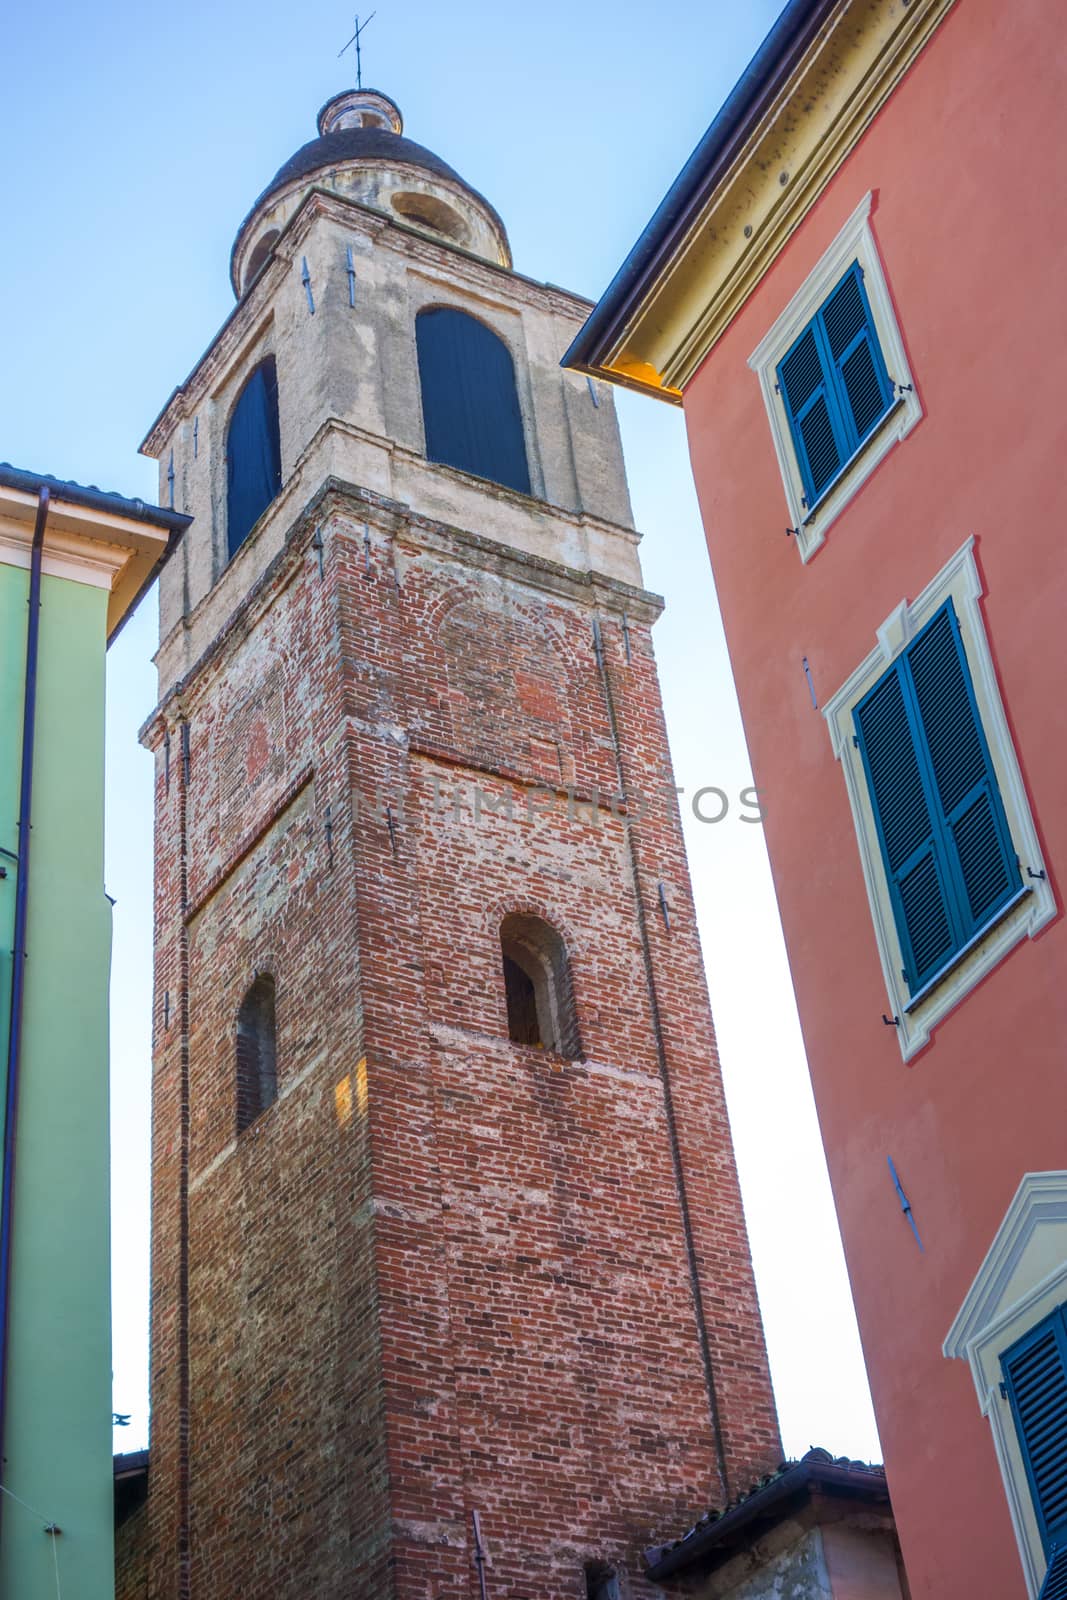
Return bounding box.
[236,973,278,1133]
[500,914,580,1059]
[226,355,282,559]
[415,307,531,496]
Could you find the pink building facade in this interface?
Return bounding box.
[567,1,1067,1596]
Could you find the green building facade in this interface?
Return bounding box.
[0,469,186,1598]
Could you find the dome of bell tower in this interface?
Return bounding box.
[230,87,511,297]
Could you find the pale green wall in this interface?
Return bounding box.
[0,561,114,1599]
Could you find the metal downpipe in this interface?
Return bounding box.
[0,487,51,1541]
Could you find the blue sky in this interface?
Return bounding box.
[1,0,880,1463]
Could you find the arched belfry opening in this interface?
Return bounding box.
[416,307,531,496]
[500,914,580,1059]
[236,973,278,1133]
[226,355,282,559]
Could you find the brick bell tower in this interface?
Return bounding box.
[128,86,780,1599]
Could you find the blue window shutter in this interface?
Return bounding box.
[416,307,531,496]
[1003,1309,1067,1557]
[855,666,955,989]
[905,606,1017,931]
[1040,1549,1067,1600]
[854,601,1018,992]
[820,266,894,450]
[776,263,894,511]
[226,357,282,558]
[777,323,844,506]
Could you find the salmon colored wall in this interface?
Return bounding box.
[681,2,1067,1596]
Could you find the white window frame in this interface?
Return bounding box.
[944,1173,1067,1597]
[823,538,1054,1061]
[748,191,921,562]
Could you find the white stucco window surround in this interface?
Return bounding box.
[823,538,1054,1062]
[748,191,921,562]
[944,1173,1067,1597]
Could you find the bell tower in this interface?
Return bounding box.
[129,88,780,1599]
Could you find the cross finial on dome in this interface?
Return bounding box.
[337,12,375,89]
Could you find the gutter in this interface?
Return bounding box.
[561,0,835,375]
[0,487,50,1545]
[0,464,191,646]
[0,463,190,538]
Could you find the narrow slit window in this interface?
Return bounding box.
[236,973,278,1133]
[499,914,580,1059]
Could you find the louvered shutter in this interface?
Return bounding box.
[416,307,531,496]
[906,607,1017,931]
[820,266,894,450]
[1003,1310,1067,1557]
[855,668,955,989]
[776,263,894,512]
[226,357,282,558]
[854,601,1018,993]
[1040,1549,1067,1600]
[777,324,843,505]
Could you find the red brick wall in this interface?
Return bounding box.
[137,486,779,1599]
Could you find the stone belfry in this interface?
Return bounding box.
[127,86,780,1599]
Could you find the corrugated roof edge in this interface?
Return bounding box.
[0,463,191,536]
[561,0,835,377]
[645,1448,889,1579]
[0,463,191,644]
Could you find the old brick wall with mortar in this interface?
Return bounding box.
[131,101,781,1599]
[137,486,780,1598]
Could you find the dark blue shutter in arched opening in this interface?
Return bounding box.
[416,308,531,496]
[226,356,282,558]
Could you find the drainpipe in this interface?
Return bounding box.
[0,487,50,1538]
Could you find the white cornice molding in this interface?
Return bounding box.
[945,1174,1067,1363]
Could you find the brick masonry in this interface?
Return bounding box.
[121,109,781,1598]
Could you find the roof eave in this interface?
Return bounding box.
[562,0,837,380]
[645,1461,890,1580]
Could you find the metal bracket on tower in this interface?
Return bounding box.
[167,451,175,509]
[324,804,334,869]
[586,375,600,408]
[180,722,191,786]
[346,245,357,308]
[300,257,315,315]
[311,526,325,579]
[657,882,671,931]
[192,416,199,459]
[621,613,632,664]
[163,727,171,792]
[363,523,372,577]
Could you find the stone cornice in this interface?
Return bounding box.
[141,473,662,745]
[577,0,958,401]
[140,188,593,459]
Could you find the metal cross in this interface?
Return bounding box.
[338,12,376,87]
